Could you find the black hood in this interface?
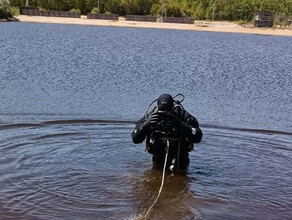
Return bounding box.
[157,94,174,111]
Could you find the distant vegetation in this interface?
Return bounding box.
[69,8,81,13]
[91,7,100,14]
[0,0,19,19]
[0,0,12,18]
[9,0,292,21]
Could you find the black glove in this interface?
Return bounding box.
[141,111,162,131]
[165,112,181,129]
[149,111,161,125]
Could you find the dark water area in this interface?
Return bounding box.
[0,22,292,219]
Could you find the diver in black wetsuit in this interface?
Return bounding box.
[132,94,203,171]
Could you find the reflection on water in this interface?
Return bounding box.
[0,120,291,220]
[134,168,198,220]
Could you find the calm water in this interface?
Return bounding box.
[0,22,292,219]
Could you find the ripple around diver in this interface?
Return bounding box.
[0,119,291,136]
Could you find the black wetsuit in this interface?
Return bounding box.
[132,107,203,170]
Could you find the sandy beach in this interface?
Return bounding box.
[14,15,292,37]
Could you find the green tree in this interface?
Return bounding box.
[193,1,208,19]
[104,0,124,14]
[166,1,183,17]
[0,0,12,18]
[237,0,255,20]
[150,2,161,15]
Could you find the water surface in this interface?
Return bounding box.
[0,23,292,219]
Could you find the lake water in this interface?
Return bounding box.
[0,22,292,220]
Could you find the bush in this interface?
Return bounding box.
[274,13,288,28]
[69,8,80,13]
[8,6,19,16]
[0,10,11,19]
[0,0,9,11]
[91,7,99,13]
[236,19,248,26]
[150,2,185,17]
[0,0,12,19]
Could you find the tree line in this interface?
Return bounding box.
[8,0,292,21]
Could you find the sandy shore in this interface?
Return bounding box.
[16,15,292,37]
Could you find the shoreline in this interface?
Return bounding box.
[14,15,292,37]
[0,17,19,22]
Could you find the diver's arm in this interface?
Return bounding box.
[132,109,162,144]
[183,110,200,127]
[180,122,203,143]
[180,110,203,143]
[132,116,151,144]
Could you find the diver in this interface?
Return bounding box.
[132,94,203,171]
